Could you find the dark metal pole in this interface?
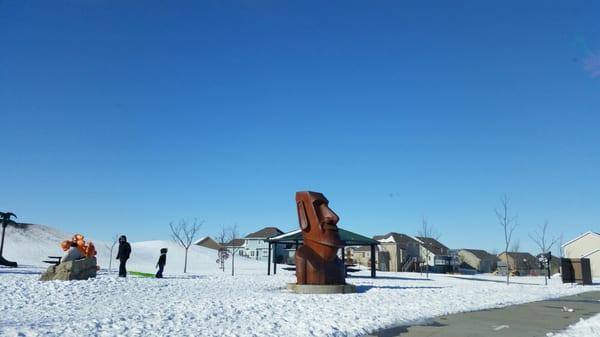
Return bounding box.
[0,224,6,257]
[370,244,376,278]
[267,242,272,275]
[342,247,346,277]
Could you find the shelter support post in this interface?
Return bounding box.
[341,247,346,277]
[267,242,271,275]
[370,244,376,278]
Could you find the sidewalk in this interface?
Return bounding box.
[366,291,600,337]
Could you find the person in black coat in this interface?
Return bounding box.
[116,235,131,277]
[155,248,167,278]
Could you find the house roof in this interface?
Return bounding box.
[193,236,223,250]
[354,246,372,252]
[245,227,284,239]
[460,249,496,260]
[416,236,449,255]
[373,232,420,247]
[267,228,379,246]
[224,238,245,247]
[499,251,537,262]
[561,231,600,248]
[193,236,209,245]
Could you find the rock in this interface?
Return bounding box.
[40,257,97,281]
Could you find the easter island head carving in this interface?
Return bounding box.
[295,191,345,285]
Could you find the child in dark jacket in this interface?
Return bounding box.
[155,248,167,278]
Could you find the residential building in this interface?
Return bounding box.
[223,238,246,255]
[351,246,373,268]
[562,231,600,278]
[372,232,421,272]
[458,249,498,273]
[243,227,285,262]
[416,236,452,273]
[497,252,539,276]
[193,236,223,250]
[350,245,387,269]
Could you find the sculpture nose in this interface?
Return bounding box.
[321,205,339,225]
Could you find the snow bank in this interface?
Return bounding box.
[550,313,600,337]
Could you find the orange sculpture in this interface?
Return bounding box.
[61,234,97,257]
[295,191,346,285]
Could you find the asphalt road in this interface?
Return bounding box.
[367,291,600,337]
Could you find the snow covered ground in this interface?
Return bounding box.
[1,266,599,336]
[1,224,599,337]
[550,313,600,337]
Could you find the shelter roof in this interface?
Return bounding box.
[267,228,378,246]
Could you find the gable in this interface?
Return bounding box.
[562,231,600,248]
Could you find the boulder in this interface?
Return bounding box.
[40,257,97,281]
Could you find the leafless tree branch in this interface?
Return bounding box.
[529,220,558,285]
[170,218,203,273]
[496,194,518,285]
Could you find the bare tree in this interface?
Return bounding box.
[216,225,230,272]
[170,218,203,273]
[216,224,242,276]
[228,224,241,276]
[495,194,518,285]
[417,217,440,280]
[105,234,119,274]
[529,221,558,285]
[216,225,229,246]
[510,239,520,253]
[557,233,564,258]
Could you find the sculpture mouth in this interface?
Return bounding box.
[306,236,342,247]
[323,223,338,231]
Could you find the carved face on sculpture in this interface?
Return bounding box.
[296,191,343,256]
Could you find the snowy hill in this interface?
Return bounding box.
[2,223,68,266]
[2,223,265,275]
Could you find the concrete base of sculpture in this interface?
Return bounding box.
[40,257,97,281]
[286,283,356,294]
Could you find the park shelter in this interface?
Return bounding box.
[265,228,380,278]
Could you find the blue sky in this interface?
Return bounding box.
[1,1,599,255]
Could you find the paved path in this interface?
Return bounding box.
[367,291,600,337]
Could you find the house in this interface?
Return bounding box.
[349,245,388,270]
[497,252,539,276]
[372,232,421,272]
[193,236,223,250]
[350,246,373,268]
[562,231,600,278]
[458,249,498,273]
[223,238,246,255]
[242,227,285,262]
[416,236,452,273]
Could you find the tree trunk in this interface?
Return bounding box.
[108,248,113,273]
[184,248,188,273]
[504,245,510,285]
[231,250,235,276]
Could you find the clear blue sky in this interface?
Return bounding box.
[1,1,599,255]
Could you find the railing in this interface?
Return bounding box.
[401,257,418,272]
